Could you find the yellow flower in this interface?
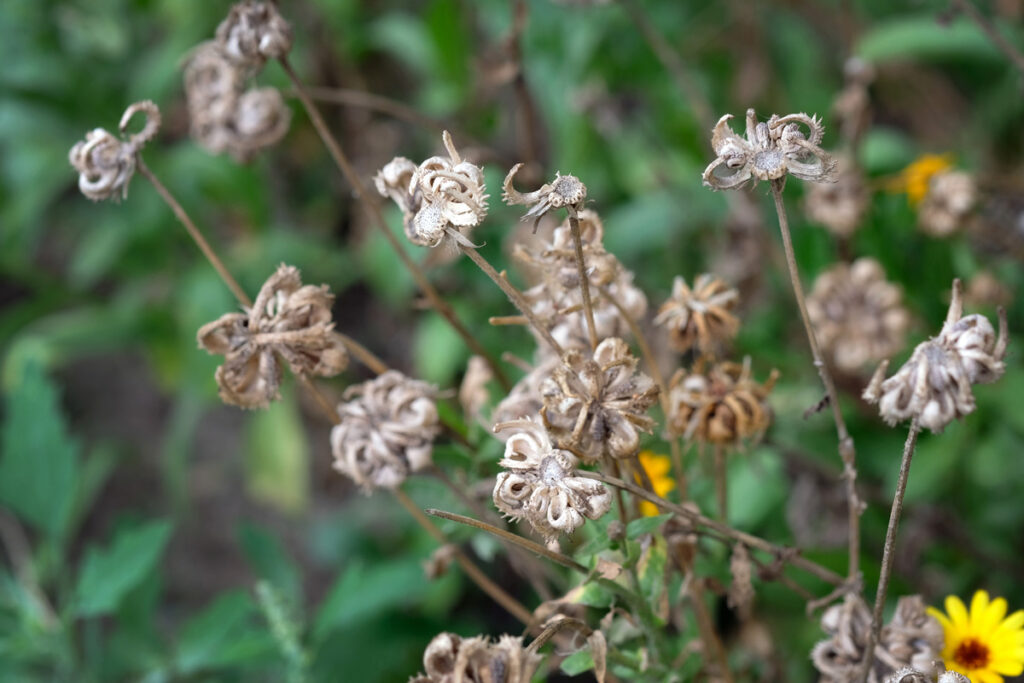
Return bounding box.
[636,451,675,517]
[927,590,1024,683]
[887,153,954,206]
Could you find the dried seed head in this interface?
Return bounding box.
[491,357,559,430]
[667,358,776,446]
[413,632,541,683]
[806,258,910,373]
[727,543,754,618]
[804,155,870,238]
[197,264,348,409]
[503,164,587,230]
[492,419,612,540]
[654,273,740,356]
[541,338,658,461]
[184,42,243,134]
[216,0,292,69]
[812,595,943,683]
[330,371,440,492]
[703,109,837,190]
[863,279,1007,433]
[459,355,492,420]
[918,171,976,238]
[230,87,291,159]
[69,101,161,202]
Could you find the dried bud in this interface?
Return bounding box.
[216,0,292,68]
[667,358,776,445]
[727,543,754,617]
[69,101,160,202]
[331,371,439,491]
[654,274,740,356]
[503,164,587,229]
[197,264,348,409]
[918,171,976,238]
[807,258,910,373]
[702,109,837,190]
[541,338,658,461]
[804,155,870,238]
[413,632,541,683]
[492,419,611,540]
[863,279,1007,433]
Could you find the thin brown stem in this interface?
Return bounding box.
[769,180,861,581]
[952,0,1024,76]
[136,158,251,307]
[332,332,389,375]
[858,420,920,683]
[294,86,447,132]
[714,445,727,521]
[278,57,512,392]
[568,208,599,350]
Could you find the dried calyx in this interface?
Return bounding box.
[69,101,161,202]
[502,164,587,231]
[654,273,740,356]
[197,264,348,409]
[541,337,658,461]
[492,419,611,540]
[330,371,440,492]
[863,279,1007,433]
[409,632,541,683]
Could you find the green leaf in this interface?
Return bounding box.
[238,524,302,607]
[313,558,427,640]
[243,389,309,514]
[74,519,173,617]
[0,360,78,540]
[560,650,595,676]
[856,16,1005,63]
[625,513,673,540]
[176,591,259,675]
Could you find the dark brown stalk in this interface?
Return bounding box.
[714,444,727,520]
[568,208,599,350]
[332,332,390,376]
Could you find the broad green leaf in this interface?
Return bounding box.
[243,390,309,514]
[727,449,787,529]
[560,650,595,677]
[75,520,173,617]
[625,513,673,540]
[238,524,302,607]
[0,360,78,540]
[857,17,1005,63]
[176,591,259,675]
[414,312,465,385]
[313,558,427,640]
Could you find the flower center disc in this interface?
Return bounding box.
[953,638,990,669]
[539,456,565,485]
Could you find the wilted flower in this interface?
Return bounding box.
[330,371,440,491]
[666,358,776,446]
[807,258,910,373]
[197,264,348,409]
[863,279,1007,433]
[654,273,740,356]
[215,0,292,69]
[812,595,944,683]
[503,164,587,229]
[374,156,421,238]
[918,171,976,238]
[804,155,870,238]
[927,591,1024,683]
[229,87,291,159]
[69,101,161,202]
[492,419,611,540]
[542,337,658,461]
[409,632,541,683]
[702,109,837,190]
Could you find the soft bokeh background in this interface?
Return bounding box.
[2,0,1023,681]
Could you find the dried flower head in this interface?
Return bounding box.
[229,87,291,159]
[491,357,558,430]
[330,371,440,491]
[69,101,161,202]
[807,258,910,373]
[410,632,541,683]
[184,42,243,135]
[459,355,492,421]
[403,131,488,249]
[216,0,292,69]
[812,595,944,683]
[666,358,777,445]
[964,270,1012,310]
[541,337,658,461]
[197,264,348,409]
[863,279,1007,433]
[654,273,740,356]
[492,419,612,540]
[702,109,837,190]
[804,155,870,238]
[503,164,587,230]
[918,171,976,238]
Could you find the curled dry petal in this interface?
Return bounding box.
[69,101,160,202]
[654,273,740,356]
[216,0,292,68]
[503,163,587,230]
[414,632,541,683]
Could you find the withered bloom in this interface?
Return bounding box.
[69,101,161,202]
[409,632,541,683]
[492,419,611,540]
[374,156,421,237]
[885,670,970,683]
[330,371,440,491]
[654,273,740,356]
[541,337,658,461]
[215,0,292,69]
[807,258,910,373]
[229,87,291,160]
[666,358,777,446]
[804,155,870,238]
[918,171,976,238]
[863,279,1007,433]
[491,357,559,430]
[502,164,587,229]
[197,264,348,409]
[702,109,837,190]
[812,595,944,683]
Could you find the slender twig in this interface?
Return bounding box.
[858,420,921,683]
[568,208,599,350]
[952,0,1024,77]
[277,57,512,392]
[293,86,447,132]
[332,332,390,376]
[136,158,251,307]
[769,179,861,581]
[713,444,727,520]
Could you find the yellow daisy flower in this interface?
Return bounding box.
[927,590,1024,683]
[887,153,954,206]
[636,451,675,517]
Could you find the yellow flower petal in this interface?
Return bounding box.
[929,605,953,632]
[974,669,1004,683]
[947,595,970,632]
[993,610,1024,637]
[989,659,1024,677]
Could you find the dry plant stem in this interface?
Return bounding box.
[568,209,599,350]
[858,419,921,683]
[136,158,251,307]
[579,470,844,586]
[393,490,536,628]
[278,57,512,392]
[769,180,861,580]
[952,0,1024,76]
[714,445,727,520]
[458,244,565,354]
[295,86,447,132]
[332,332,389,376]
[688,575,734,683]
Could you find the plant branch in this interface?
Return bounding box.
[568,208,599,350]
